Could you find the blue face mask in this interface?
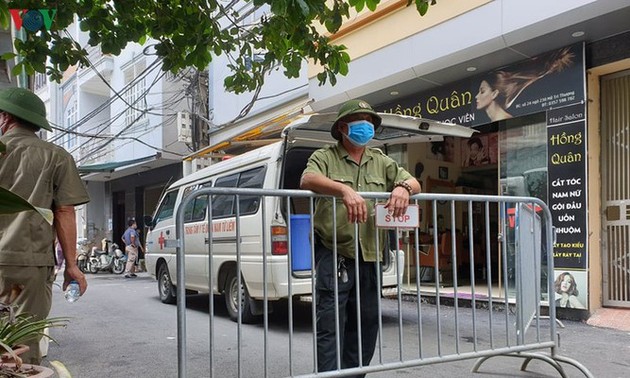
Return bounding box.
[344,120,374,146]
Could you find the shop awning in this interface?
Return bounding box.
[78,155,157,174]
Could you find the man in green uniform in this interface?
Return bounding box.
[301,99,421,375]
[0,87,90,364]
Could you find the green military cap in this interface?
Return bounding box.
[0,87,51,131]
[331,99,382,141]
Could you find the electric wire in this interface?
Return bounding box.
[74,70,168,162]
[49,33,208,160]
[49,37,193,144]
[61,61,187,156]
[48,57,163,144]
[48,120,185,157]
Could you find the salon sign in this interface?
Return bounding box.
[378,43,585,128]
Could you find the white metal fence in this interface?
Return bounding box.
[172,188,593,377]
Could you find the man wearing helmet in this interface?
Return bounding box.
[301,99,420,374]
[0,87,89,364]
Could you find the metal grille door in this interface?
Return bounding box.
[601,71,630,307]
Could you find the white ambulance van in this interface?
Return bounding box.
[144,112,474,322]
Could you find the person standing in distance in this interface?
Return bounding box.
[123,233,139,278]
[0,87,89,364]
[300,99,421,374]
[121,219,143,272]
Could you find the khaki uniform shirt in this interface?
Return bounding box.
[302,143,412,261]
[0,127,90,266]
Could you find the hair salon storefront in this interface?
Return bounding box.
[374,42,618,316]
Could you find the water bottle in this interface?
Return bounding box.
[64,280,81,303]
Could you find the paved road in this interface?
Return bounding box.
[44,272,629,377]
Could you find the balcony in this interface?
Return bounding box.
[78,45,114,96]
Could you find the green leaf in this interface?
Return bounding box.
[0,311,68,350]
[353,0,366,13]
[0,52,15,60]
[10,63,23,77]
[0,2,10,30]
[295,0,310,16]
[416,0,430,16]
[3,0,435,96]
[366,0,379,12]
[0,340,18,362]
[316,71,327,84]
[0,187,54,224]
[338,57,349,75]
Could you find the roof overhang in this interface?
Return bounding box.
[79,154,179,182]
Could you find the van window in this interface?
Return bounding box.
[154,191,177,224]
[193,196,209,221]
[212,174,238,218]
[238,166,266,214]
[184,195,209,223]
[211,166,266,218]
[181,183,210,223]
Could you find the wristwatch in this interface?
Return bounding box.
[394,181,413,195]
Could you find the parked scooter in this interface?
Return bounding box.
[86,238,126,274]
[76,238,91,273]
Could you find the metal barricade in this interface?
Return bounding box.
[172,188,593,377]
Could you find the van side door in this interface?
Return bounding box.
[181,186,210,291]
[210,167,267,296]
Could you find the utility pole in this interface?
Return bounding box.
[188,69,210,151]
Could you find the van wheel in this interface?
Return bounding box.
[224,270,257,324]
[158,264,176,304]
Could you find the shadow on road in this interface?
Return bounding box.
[180,293,316,331]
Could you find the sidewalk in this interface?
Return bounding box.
[380,288,630,377]
[391,284,630,333]
[587,307,630,332]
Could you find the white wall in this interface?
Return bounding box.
[308,0,624,110]
[209,56,308,127]
[209,2,309,128]
[84,181,109,241]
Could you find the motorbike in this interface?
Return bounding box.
[76,238,91,273]
[85,238,126,274]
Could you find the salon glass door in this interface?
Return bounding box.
[498,114,549,297]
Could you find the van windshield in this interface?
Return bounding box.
[154,191,177,224]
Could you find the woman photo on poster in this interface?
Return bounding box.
[429,136,456,162]
[475,47,575,122]
[463,136,491,167]
[554,271,586,309]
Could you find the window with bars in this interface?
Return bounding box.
[123,59,147,127]
[65,99,78,149]
[34,72,47,91]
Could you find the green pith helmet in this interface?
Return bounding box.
[0,87,51,131]
[331,99,382,141]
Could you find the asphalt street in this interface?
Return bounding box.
[44,272,630,377]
